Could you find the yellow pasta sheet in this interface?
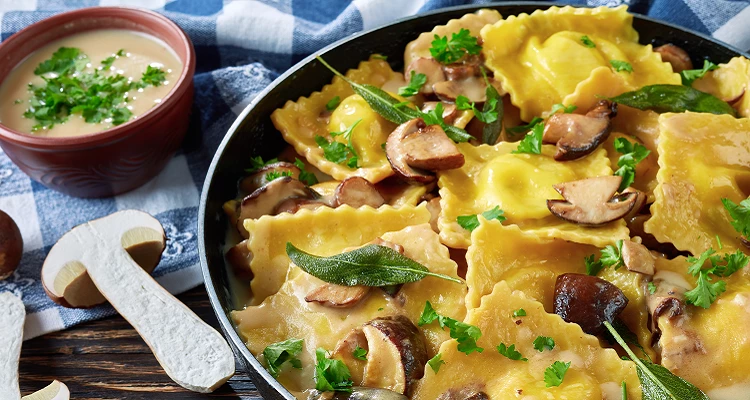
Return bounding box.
[243,204,430,304]
[271,57,403,183]
[412,281,640,400]
[693,56,750,118]
[651,256,750,396]
[438,142,629,249]
[232,224,466,398]
[645,112,750,255]
[481,6,679,121]
[465,219,653,357]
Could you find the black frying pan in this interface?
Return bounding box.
[198,3,749,399]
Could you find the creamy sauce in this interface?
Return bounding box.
[707,382,750,400]
[0,29,181,137]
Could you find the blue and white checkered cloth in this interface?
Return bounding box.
[1,0,749,340]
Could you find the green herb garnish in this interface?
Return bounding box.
[506,117,544,138]
[684,247,749,308]
[352,346,368,361]
[326,96,341,111]
[512,308,526,318]
[100,49,125,69]
[314,348,353,393]
[315,119,361,169]
[550,103,578,114]
[456,95,498,125]
[533,336,556,352]
[429,28,481,64]
[294,158,319,186]
[265,170,293,182]
[613,137,651,192]
[681,60,718,87]
[722,197,750,239]
[610,60,633,73]
[512,121,544,154]
[427,353,446,373]
[480,68,504,145]
[456,206,506,232]
[544,361,571,387]
[419,301,483,355]
[262,338,303,378]
[647,281,657,294]
[398,70,427,97]
[608,84,736,116]
[585,240,624,276]
[497,343,527,361]
[581,35,596,48]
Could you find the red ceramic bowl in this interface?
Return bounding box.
[0,7,195,198]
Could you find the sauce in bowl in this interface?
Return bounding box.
[0,29,182,137]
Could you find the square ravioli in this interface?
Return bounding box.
[232,224,467,399]
[694,57,750,118]
[437,142,629,249]
[644,112,750,255]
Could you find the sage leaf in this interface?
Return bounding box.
[316,56,472,143]
[608,84,736,116]
[604,321,709,400]
[481,68,503,145]
[286,242,463,286]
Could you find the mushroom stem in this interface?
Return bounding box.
[0,292,24,400]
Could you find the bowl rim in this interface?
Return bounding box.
[199,2,750,398]
[0,6,196,150]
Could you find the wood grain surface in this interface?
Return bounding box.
[19,287,264,400]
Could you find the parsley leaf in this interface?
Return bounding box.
[326,96,341,111]
[429,28,482,64]
[421,102,447,126]
[316,119,361,168]
[419,301,483,355]
[398,70,427,97]
[681,60,719,87]
[533,336,556,352]
[506,117,544,138]
[456,206,507,232]
[427,353,446,373]
[714,249,749,277]
[585,240,624,276]
[141,65,166,86]
[512,308,526,318]
[684,247,749,308]
[686,248,718,276]
[550,103,578,115]
[265,170,293,182]
[722,197,750,239]
[685,272,726,309]
[263,338,303,378]
[585,254,604,276]
[294,158,319,186]
[512,121,544,154]
[352,346,368,361]
[456,95,499,124]
[497,343,527,361]
[314,348,353,393]
[581,35,596,48]
[610,60,634,73]
[613,137,651,191]
[34,47,86,75]
[647,281,657,294]
[101,49,125,69]
[544,361,571,387]
[246,156,279,173]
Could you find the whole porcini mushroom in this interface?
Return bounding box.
[0,292,24,400]
[0,210,23,281]
[547,175,639,226]
[553,273,628,336]
[21,380,70,400]
[42,210,235,393]
[386,118,464,183]
[543,100,617,161]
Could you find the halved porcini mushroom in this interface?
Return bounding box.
[621,240,655,275]
[543,100,617,161]
[553,273,629,336]
[385,118,464,182]
[547,176,640,226]
[236,177,321,237]
[405,57,446,96]
[239,161,301,196]
[333,177,386,209]
[654,44,693,73]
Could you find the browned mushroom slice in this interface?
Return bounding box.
[433,76,487,103]
[402,125,464,171]
[332,328,369,383]
[236,177,321,237]
[333,177,386,208]
[421,102,458,125]
[405,57,446,95]
[385,119,435,183]
[654,44,693,73]
[547,176,638,226]
[426,197,441,233]
[225,240,253,280]
[621,241,655,275]
[362,315,428,396]
[305,284,371,308]
[623,187,647,220]
[543,100,616,161]
[239,162,301,196]
[442,55,482,81]
[553,273,629,336]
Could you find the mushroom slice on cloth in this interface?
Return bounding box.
[543,100,617,161]
[333,177,386,209]
[547,176,639,226]
[553,273,629,336]
[0,292,23,400]
[21,380,70,400]
[237,176,321,237]
[386,119,464,183]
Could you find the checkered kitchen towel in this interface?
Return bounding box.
[1,0,749,340]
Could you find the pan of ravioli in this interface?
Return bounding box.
[200,4,750,400]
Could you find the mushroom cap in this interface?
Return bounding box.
[41,210,165,308]
[237,177,321,236]
[547,176,638,226]
[20,380,70,400]
[305,283,371,308]
[225,240,253,280]
[238,162,301,196]
[553,273,629,336]
[654,44,693,73]
[0,210,23,281]
[333,177,386,209]
[385,119,436,183]
[402,125,465,171]
[544,113,611,161]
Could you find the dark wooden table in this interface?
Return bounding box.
[19,287,264,399]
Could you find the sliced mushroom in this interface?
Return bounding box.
[239,162,301,196]
[654,44,693,73]
[225,240,253,280]
[307,387,408,400]
[437,385,490,400]
[332,328,369,384]
[621,241,655,275]
[442,55,483,81]
[543,100,616,161]
[402,126,464,171]
[646,273,690,321]
[305,284,371,308]
[547,176,638,226]
[334,177,386,209]
[554,273,629,336]
[426,197,441,233]
[237,177,321,237]
[421,102,458,125]
[433,76,487,103]
[623,187,648,220]
[386,119,434,183]
[405,57,446,95]
[362,316,428,396]
[726,88,746,106]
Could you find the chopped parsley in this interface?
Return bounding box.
[512,308,527,318]
[352,346,368,361]
[684,247,749,308]
[610,60,634,73]
[427,353,446,373]
[421,102,448,126]
[722,197,750,239]
[246,156,279,173]
[497,343,527,361]
[100,49,125,69]
[325,96,341,111]
[315,119,362,169]
[294,158,319,186]
[262,338,303,378]
[613,137,651,191]
[585,240,624,276]
[371,54,388,60]
[419,301,483,355]
[398,70,427,97]
[506,117,544,138]
[456,95,500,124]
[511,121,544,154]
[550,103,578,115]
[24,46,167,131]
[314,348,353,393]
[456,206,506,232]
[265,170,293,182]
[544,361,571,387]
[429,28,482,64]
[581,35,596,48]
[647,281,657,294]
[681,60,719,87]
[533,336,556,352]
